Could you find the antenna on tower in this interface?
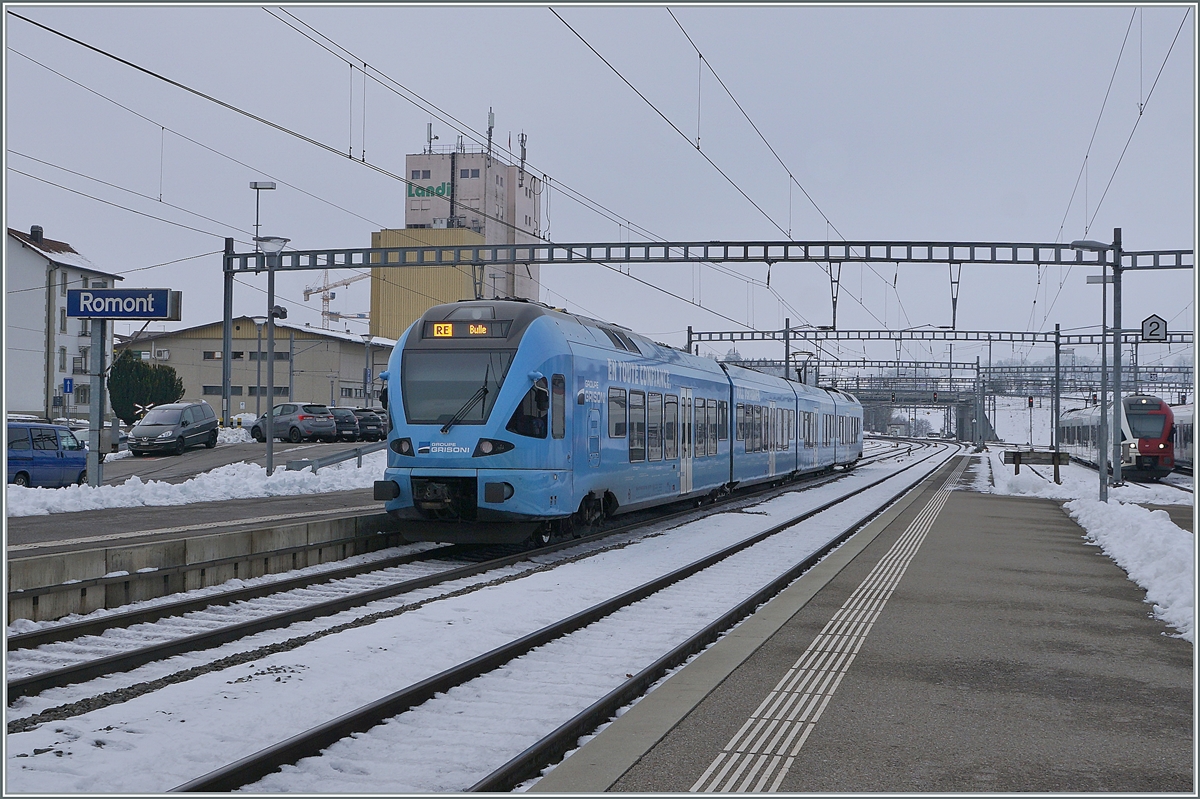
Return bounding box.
[426,122,438,154]
[486,108,494,165]
[519,132,527,187]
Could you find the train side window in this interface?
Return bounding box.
[753,405,763,453]
[648,393,663,460]
[717,401,728,441]
[608,387,627,438]
[506,377,549,439]
[707,400,717,456]
[628,391,646,462]
[614,330,641,354]
[736,403,745,441]
[601,329,628,351]
[551,374,565,439]
[664,395,678,459]
[695,398,708,457]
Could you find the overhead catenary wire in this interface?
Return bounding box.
[267,8,801,329]
[10,9,776,338]
[1036,6,1191,332]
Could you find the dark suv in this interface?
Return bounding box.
[129,401,219,456]
[331,407,361,441]
[251,403,337,443]
[350,408,384,441]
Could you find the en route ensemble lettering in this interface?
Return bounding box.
[607,358,671,389]
[408,182,450,198]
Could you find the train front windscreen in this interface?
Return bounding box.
[401,350,514,426]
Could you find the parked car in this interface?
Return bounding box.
[7,422,88,487]
[355,406,389,435]
[251,403,337,443]
[129,400,219,456]
[331,407,361,442]
[350,408,384,441]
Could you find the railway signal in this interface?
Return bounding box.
[1027,396,1034,408]
[933,391,938,403]
[890,392,896,402]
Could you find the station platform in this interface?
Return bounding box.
[533,455,1193,793]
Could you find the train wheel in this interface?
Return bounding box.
[529,525,553,548]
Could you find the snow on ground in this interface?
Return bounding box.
[218,425,255,444]
[5,450,385,517]
[971,448,1193,642]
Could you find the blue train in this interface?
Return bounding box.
[373,299,864,545]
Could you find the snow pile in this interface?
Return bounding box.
[218,426,254,444]
[981,448,1190,505]
[5,451,386,517]
[1065,498,1194,642]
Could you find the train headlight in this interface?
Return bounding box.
[1159,442,1166,449]
[473,438,514,457]
[390,437,414,456]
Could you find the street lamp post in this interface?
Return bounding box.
[1073,237,1114,502]
[250,182,276,247]
[361,333,373,408]
[1110,228,1124,487]
[252,316,267,418]
[256,235,289,476]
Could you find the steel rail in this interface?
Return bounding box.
[8,445,912,700]
[171,443,950,792]
[470,451,964,791]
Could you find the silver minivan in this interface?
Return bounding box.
[251,403,337,443]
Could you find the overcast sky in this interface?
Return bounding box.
[4,3,1195,372]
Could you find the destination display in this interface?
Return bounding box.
[423,320,511,339]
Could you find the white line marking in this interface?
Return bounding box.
[691,458,969,792]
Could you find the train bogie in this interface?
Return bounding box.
[374,299,864,544]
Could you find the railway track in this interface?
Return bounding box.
[170,443,960,792]
[7,441,955,791]
[6,441,918,707]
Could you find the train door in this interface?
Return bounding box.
[768,401,777,477]
[587,407,601,467]
[680,388,694,495]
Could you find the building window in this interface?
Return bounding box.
[471,168,479,178]
[422,169,430,179]
[76,385,90,405]
[411,170,420,179]
[460,169,470,179]
[231,352,244,360]
[60,308,68,333]
[341,387,355,398]
[59,347,67,372]
[202,386,221,395]
[203,351,221,360]
[80,277,88,289]
[60,272,67,295]
[93,280,106,288]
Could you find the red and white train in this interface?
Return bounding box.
[1059,394,1177,480]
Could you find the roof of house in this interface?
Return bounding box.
[115,316,397,348]
[7,228,124,280]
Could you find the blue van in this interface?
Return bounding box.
[7,422,88,488]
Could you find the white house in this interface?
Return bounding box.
[6,225,122,419]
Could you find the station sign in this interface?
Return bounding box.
[67,288,182,320]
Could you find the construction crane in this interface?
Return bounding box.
[303,269,370,329]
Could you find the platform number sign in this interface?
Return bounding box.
[1141,314,1167,342]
